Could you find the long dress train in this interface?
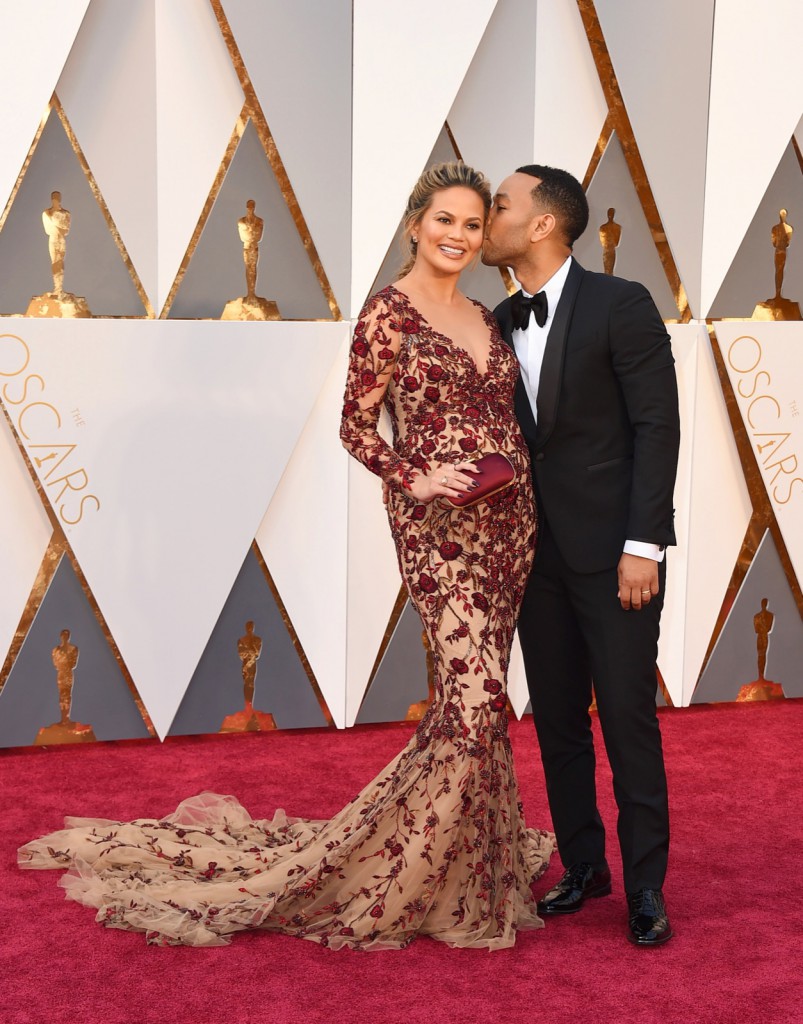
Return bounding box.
[18,286,553,949]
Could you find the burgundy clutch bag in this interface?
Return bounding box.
[445,452,515,508]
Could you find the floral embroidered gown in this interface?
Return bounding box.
[18,286,553,950]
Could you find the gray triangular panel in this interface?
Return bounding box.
[0,108,146,316]
[168,120,331,320]
[0,554,150,747]
[693,530,803,703]
[573,132,678,319]
[369,125,508,312]
[708,141,803,318]
[356,599,430,725]
[168,547,328,735]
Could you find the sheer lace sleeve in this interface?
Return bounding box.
[340,293,420,492]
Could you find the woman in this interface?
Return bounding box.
[19,162,553,950]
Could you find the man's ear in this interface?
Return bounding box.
[530,212,557,243]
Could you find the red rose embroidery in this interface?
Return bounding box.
[370,905,385,918]
[424,386,440,403]
[342,400,358,416]
[483,679,502,694]
[459,436,478,453]
[427,365,445,382]
[466,406,481,419]
[339,927,355,936]
[352,338,368,357]
[411,505,426,521]
[450,658,469,675]
[431,417,446,433]
[472,592,489,612]
[403,375,420,392]
[421,439,436,455]
[439,541,462,560]
[360,369,377,388]
[419,573,438,594]
[489,694,506,712]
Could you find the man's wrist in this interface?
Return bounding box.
[623,540,665,563]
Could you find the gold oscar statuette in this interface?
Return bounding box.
[752,209,801,321]
[598,207,621,276]
[737,598,785,701]
[26,191,91,318]
[35,629,97,744]
[221,200,281,321]
[220,620,277,732]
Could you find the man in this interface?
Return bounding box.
[482,165,680,946]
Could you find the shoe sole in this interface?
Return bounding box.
[626,927,674,947]
[537,882,612,916]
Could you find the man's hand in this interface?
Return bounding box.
[617,553,659,611]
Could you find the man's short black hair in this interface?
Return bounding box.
[516,164,589,247]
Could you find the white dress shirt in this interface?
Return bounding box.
[512,256,664,563]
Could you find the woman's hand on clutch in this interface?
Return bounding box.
[407,462,479,504]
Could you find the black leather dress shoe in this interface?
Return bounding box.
[626,888,673,946]
[537,862,612,915]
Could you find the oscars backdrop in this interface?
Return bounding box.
[0,0,802,748]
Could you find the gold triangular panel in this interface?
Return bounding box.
[0,548,152,747]
[169,545,333,735]
[708,139,803,319]
[573,132,679,321]
[165,117,333,321]
[0,102,149,318]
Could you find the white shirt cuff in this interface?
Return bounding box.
[623,540,665,562]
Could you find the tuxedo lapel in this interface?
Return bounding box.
[534,258,583,448]
[496,297,538,443]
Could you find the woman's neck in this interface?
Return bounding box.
[396,265,462,305]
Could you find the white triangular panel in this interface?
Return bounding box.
[4,319,343,738]
[595,0,714,317]
[222,0,352,318]
[0,396,52,665]
[448,0,537,193]
[717,322,803,585]
[345,434,405,726]
[56,1,158,310]
[701,0,803,315]
[0,1,90,215]
[533,0,608,182]
[351,0,498,317]
[677,326,752,704]
[155,0,244,316]
[255,331,351,728]
[507,633,529,719]
[657,325,698,706]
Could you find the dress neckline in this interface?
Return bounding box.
[386,284,497,378]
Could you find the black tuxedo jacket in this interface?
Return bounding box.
[495,258,680,574]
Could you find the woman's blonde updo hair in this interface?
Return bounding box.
[398,161,492,277]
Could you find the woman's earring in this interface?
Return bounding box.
[412,237,418,244]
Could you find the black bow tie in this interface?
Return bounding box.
[511,290,548,331]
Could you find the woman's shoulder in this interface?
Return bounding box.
[358,284,405,321]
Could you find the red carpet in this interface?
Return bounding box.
[2,701,802,1024]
